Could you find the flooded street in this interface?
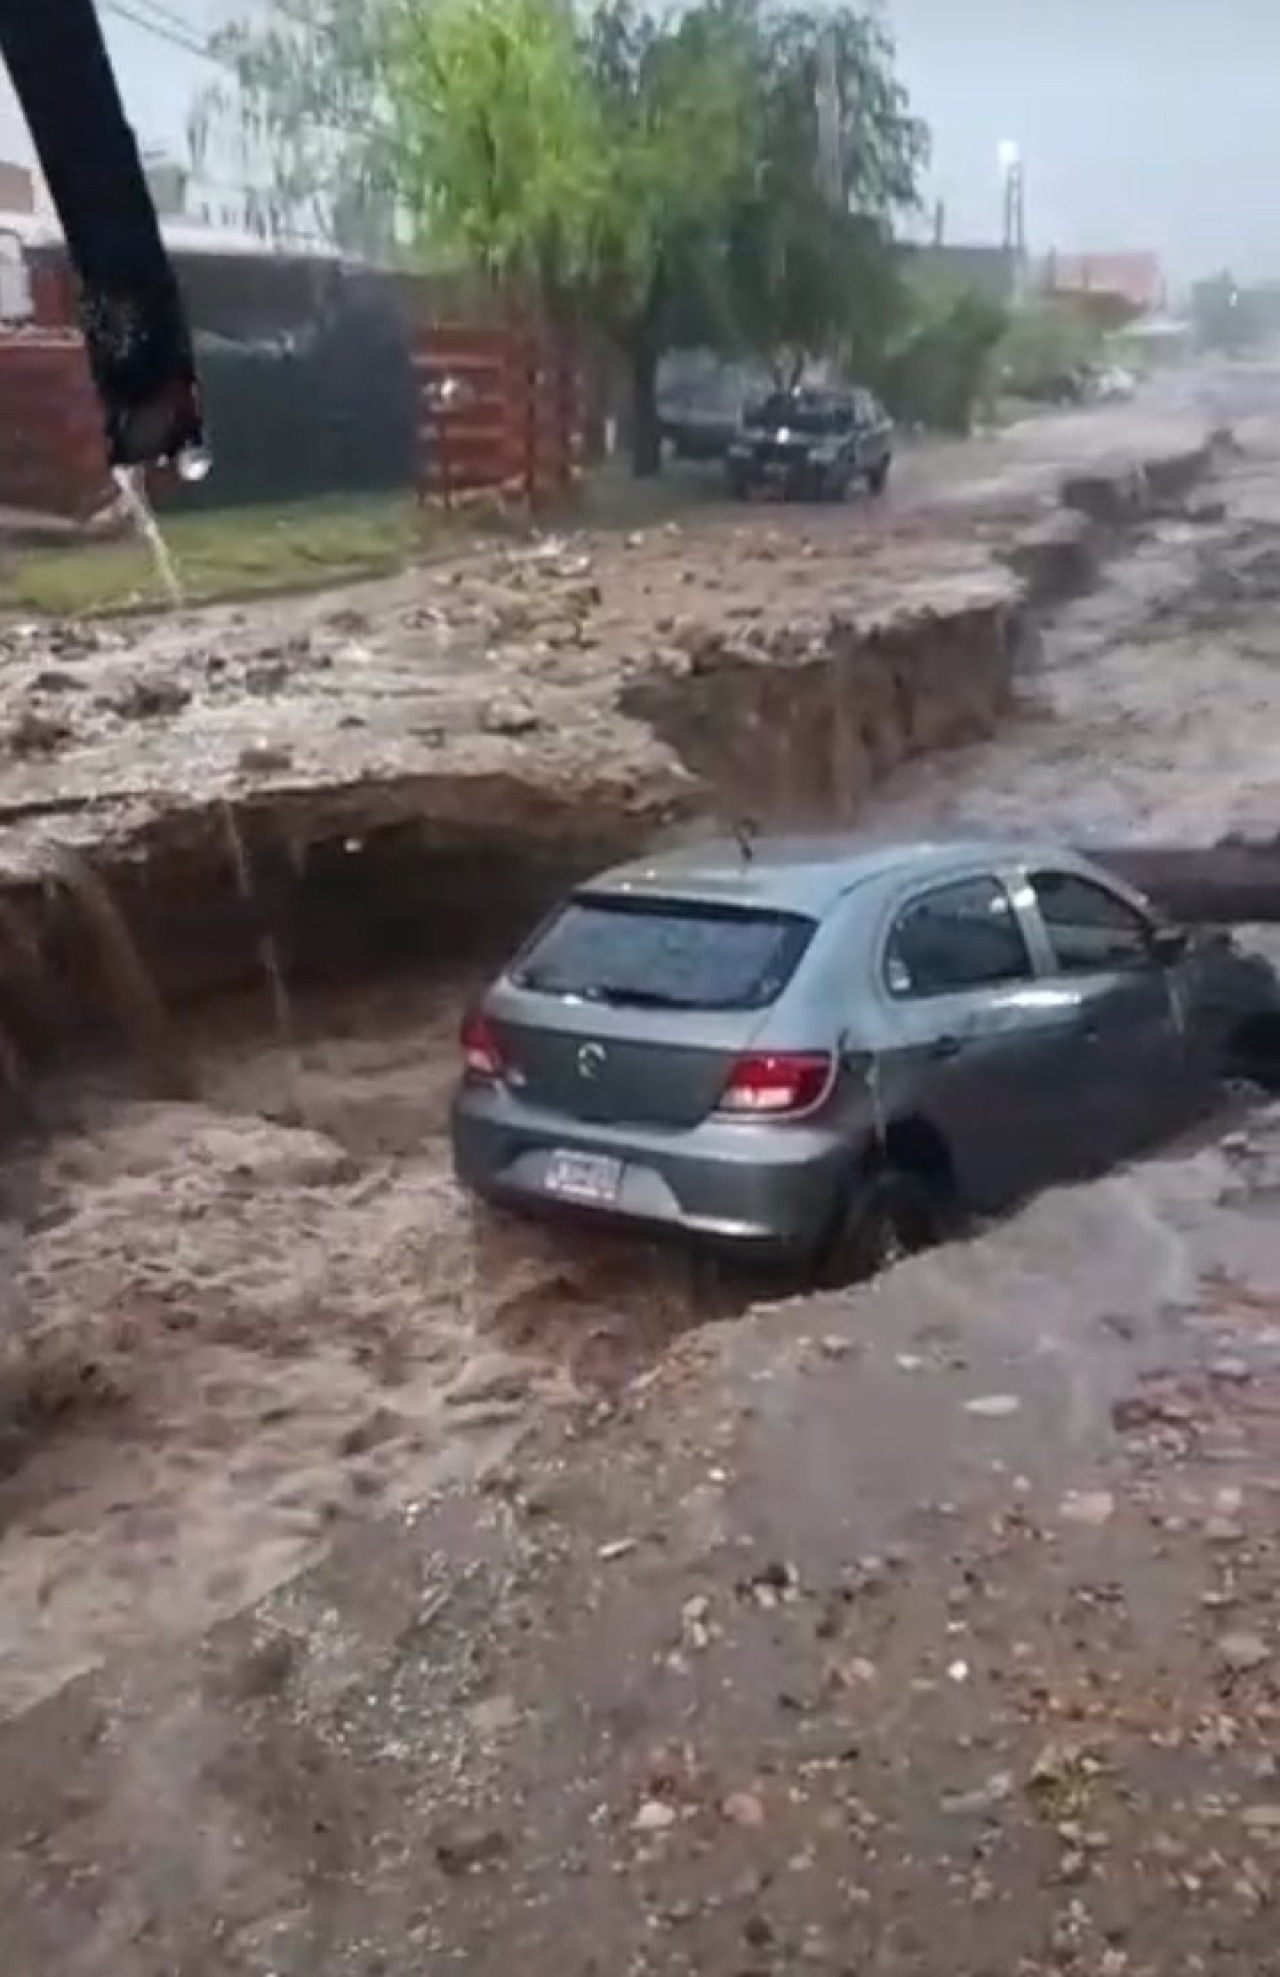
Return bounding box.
[6,386,1280,1971]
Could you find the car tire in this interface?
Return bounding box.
[818,1165,944,1287]
[866,457,891,497]
[1224,1011,1280,1093]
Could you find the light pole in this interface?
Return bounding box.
[998,139,1025,298]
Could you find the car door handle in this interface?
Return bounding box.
[930,1033,964,1060]
[1079,1019,1101,1045]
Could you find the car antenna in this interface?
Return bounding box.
[733,816,759,864]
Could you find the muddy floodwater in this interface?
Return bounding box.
[8,386,1280,1975]
[0,402,1277,1718]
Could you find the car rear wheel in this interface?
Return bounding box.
[818,1165,944,1287]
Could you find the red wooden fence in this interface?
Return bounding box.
[414,321,581,508]
[0,312,582,522]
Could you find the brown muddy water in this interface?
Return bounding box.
[4,439,1280,1720]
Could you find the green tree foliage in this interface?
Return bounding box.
[998,299,1101,399]
[386,0,604,305]
[579,0,758,470]
[878,278,1009,433]
[722,5,927,383]
[198,0,929,468]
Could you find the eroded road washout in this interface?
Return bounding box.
[1,409,1220,1712]
[9,396,1280,1971]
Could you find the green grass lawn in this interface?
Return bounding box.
[0,494,437,617]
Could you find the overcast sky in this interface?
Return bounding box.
[887,0,1280,283]
[1,0,1276,284]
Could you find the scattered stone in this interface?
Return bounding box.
[1059,1490,1115,1527]
[964,1393,1021,1418]
[818,1334,854,1361]
[244,658,290,695]
[482,692,541,737]
[1209,1355,1253,1386]
[110,672,191,720]
[722,1791,766,1829]
[597,1538,638,1562]
[467,1692,520,1738]
[238,739,293,774]
[1112,1389,1197,1433]
[445,1354,533,1408]
[633,1799,678,1834]
[940,1771,1014,1817]
[947,1658,971,1683]
[7,707,71,755]
[1218,1631,1270,1674]
[744,1560,800,1609]
[1241,1804,1280,1832]
[435,1826,509,1875]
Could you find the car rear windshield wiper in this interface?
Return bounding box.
[514,974,702,1009]
[585,984,702,1009]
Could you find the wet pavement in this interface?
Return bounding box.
[5,373,1280,1972]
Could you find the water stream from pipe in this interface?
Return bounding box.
[110,464,184,608]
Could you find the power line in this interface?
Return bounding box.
[99,0,219,64]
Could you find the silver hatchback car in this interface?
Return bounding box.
[450,836,1280,1279]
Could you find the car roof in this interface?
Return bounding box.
[580,834,1081,918]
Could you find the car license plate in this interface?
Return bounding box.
[544,1150,622,1205]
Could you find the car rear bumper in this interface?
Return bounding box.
[450,1086,851,1259]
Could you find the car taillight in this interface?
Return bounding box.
[717,1050,833,1116]
[460,1009,505,1081]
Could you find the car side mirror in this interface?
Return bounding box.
[1149,925,1189,964]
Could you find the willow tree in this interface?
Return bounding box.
[385,0,605,311]
[384,0,754,473]
[189,0,398,255]
[722,4,929,386]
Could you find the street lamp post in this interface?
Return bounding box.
[998,139,1025,299]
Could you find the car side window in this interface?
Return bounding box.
[1029,870,1153,973]
[885,876,1031,998]
[855,391,882,426]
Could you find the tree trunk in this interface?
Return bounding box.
[628,337,662,478]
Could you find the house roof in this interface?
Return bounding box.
[0,205,346,262]
[1046,251,1163,310]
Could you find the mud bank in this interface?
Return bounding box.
[0,430,1225,1060]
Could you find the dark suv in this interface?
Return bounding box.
[725,387,894,502]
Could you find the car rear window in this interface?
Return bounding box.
[510,895,815,1011]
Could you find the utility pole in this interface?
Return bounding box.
[998,139,1025,301]
[815,23,844,210]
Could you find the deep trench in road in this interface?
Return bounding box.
[5,426,1280,1720]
